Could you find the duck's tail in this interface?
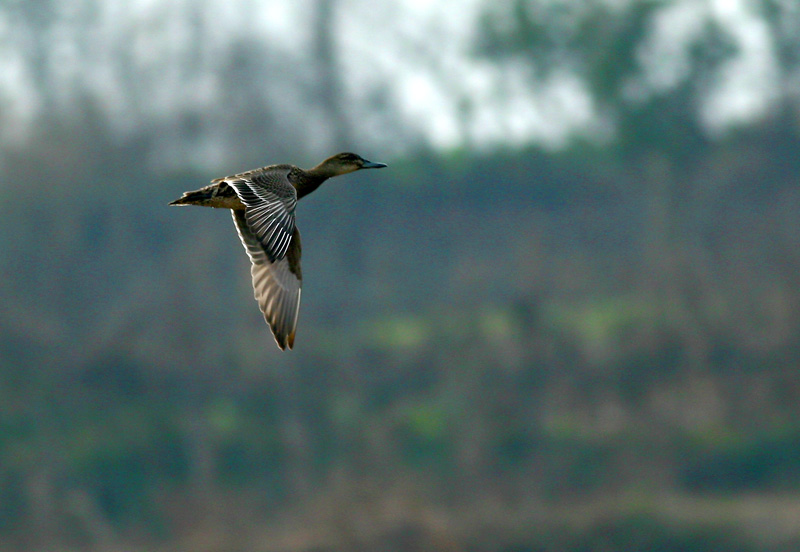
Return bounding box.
[168,182,243,209]
[169,187,214,206]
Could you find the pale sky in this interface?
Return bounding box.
[0,0,786,153]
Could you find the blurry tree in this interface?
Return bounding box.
[475,0,738,152]
[8,0,58,112]
[473,0,749,368]
[759,0,800,116]
[311,0,352,150]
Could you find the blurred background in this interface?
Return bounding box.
[2,0,800,550]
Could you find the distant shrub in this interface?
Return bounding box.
[466,515,760,552]
[680,432,800,492]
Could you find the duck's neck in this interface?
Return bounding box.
[295,168,330,199]
[306,160,343,180]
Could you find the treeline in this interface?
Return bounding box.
[1,110,799,550]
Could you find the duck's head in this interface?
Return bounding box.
[313,152,388,177]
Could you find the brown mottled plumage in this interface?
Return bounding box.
[169,152,387,350]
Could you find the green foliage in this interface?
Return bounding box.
[3,122,800,547]
[465,514,761,551]
[477,0,665,99]
[566,515,758,552]
[681,431,800,492]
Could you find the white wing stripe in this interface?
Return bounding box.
[227,169,298,262]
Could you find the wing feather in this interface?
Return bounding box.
[231,210,302,350]
[226,168,298,262]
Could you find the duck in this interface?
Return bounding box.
[169,152,387,350]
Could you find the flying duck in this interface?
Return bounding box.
[169,152,387,350]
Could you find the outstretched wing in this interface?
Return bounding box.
[231,210,303,350]
[225,168,298,262]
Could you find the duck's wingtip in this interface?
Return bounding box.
[272,332,294,351]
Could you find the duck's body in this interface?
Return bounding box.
[170,152,387,350]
